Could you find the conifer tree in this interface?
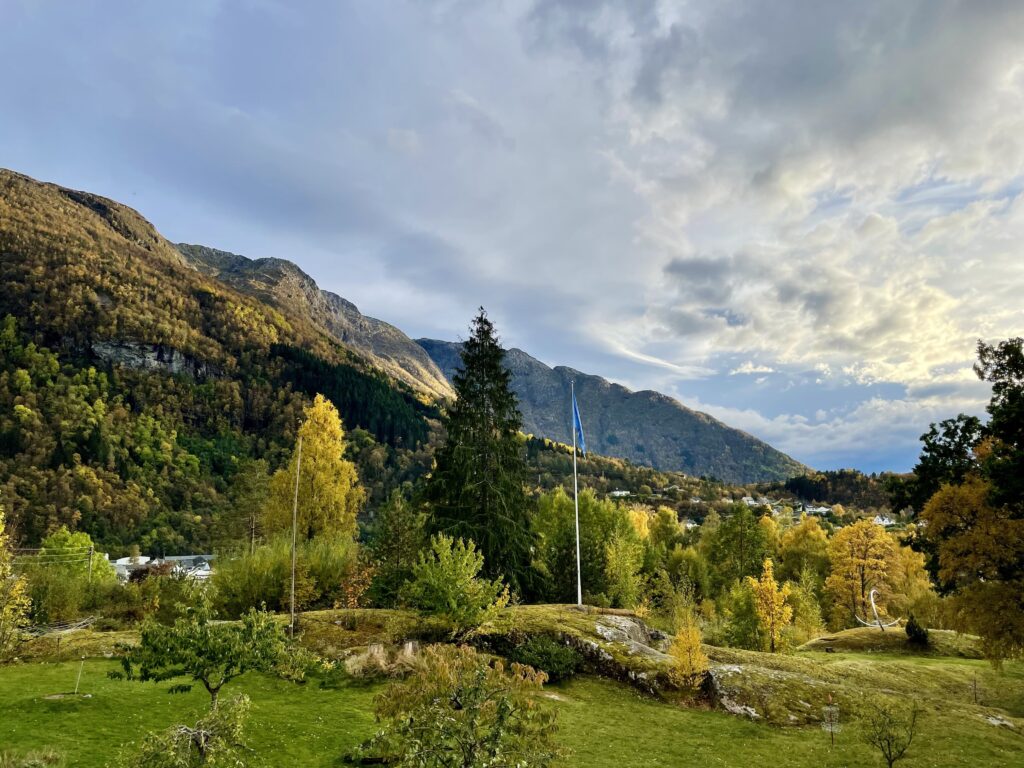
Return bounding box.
[425,309,534,595]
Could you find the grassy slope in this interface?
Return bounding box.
[1,654,1021,767]
[4,611,1022,766]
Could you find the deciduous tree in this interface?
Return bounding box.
[778,514,829,585]
[113,595,284,709]
[861,701,920,768]
[263,394,364,540]
[0,506,30,660]
[920,478,1024,661]
[119,694,251,767]
[825,521,896,629]
[668,610,709,688]
[745,558,792,652]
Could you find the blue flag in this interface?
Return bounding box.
[572,390,586,457]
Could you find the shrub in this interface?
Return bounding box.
[400,534,508,634]
[24,528,116,624]
[507,636,583,682]
[861,701,921,768]
[117,694,250,767]
[0,750,64,768]
[87,572,199,628]
[356,644,563,767]
[212,534,359,617]
[343,642,420,681]
[905,613,929,648]
[667,612,709,689]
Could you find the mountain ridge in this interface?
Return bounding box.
[417,338,808,484]
[1,166,806,485]
[175,243,453,400]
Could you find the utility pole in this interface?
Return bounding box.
[289,434,302,640]
[87,545,94,583]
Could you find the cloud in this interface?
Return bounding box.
[731,362,775,376]
[445,90,516,151]
[2,0,1021,470]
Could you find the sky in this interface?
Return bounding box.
[3,1,1023,473]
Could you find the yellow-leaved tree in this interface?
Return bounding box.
[0,505,31,660]
[668,609,709,689]
[263,394,364,540]
[778,514,829,584]
[745,558,792,653]
[825,520,896,629]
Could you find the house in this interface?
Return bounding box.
[872,514,897,527]
[112,554,152,581]
[609,490,631,498]
[803,504,832,515]
[157,554,216,580]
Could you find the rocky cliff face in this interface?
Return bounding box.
[417,339,807,484]
[176,244,454,400]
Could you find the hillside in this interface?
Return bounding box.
[0,166,798,553]
[176,243,453,400]
[0,169,436,550]
[418,339,807,484]
[3,609,1021,767]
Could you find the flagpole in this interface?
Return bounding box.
[572,380,582,608]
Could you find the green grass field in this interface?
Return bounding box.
[1,654,1021,767]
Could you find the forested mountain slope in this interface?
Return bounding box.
[0,169,435,551]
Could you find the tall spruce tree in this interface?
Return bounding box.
[425,309,534,595]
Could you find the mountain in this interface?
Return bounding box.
[417,339,807,484]
[0,168,436,550]
[175,244,453,401]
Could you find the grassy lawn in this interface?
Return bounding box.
[0,660,380,766]
[2,656,1022,767]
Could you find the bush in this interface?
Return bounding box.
[0,750,64,768]
[212,535,360,617]
[86,572,199,628]
[507,636,583,682]
[356,644,563,767]
[343,642,420,681]
[861,701,920,768]
[117,695,251,768]
[400,535,508,634]
[667,613,709,689]
[905,613,929,648]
